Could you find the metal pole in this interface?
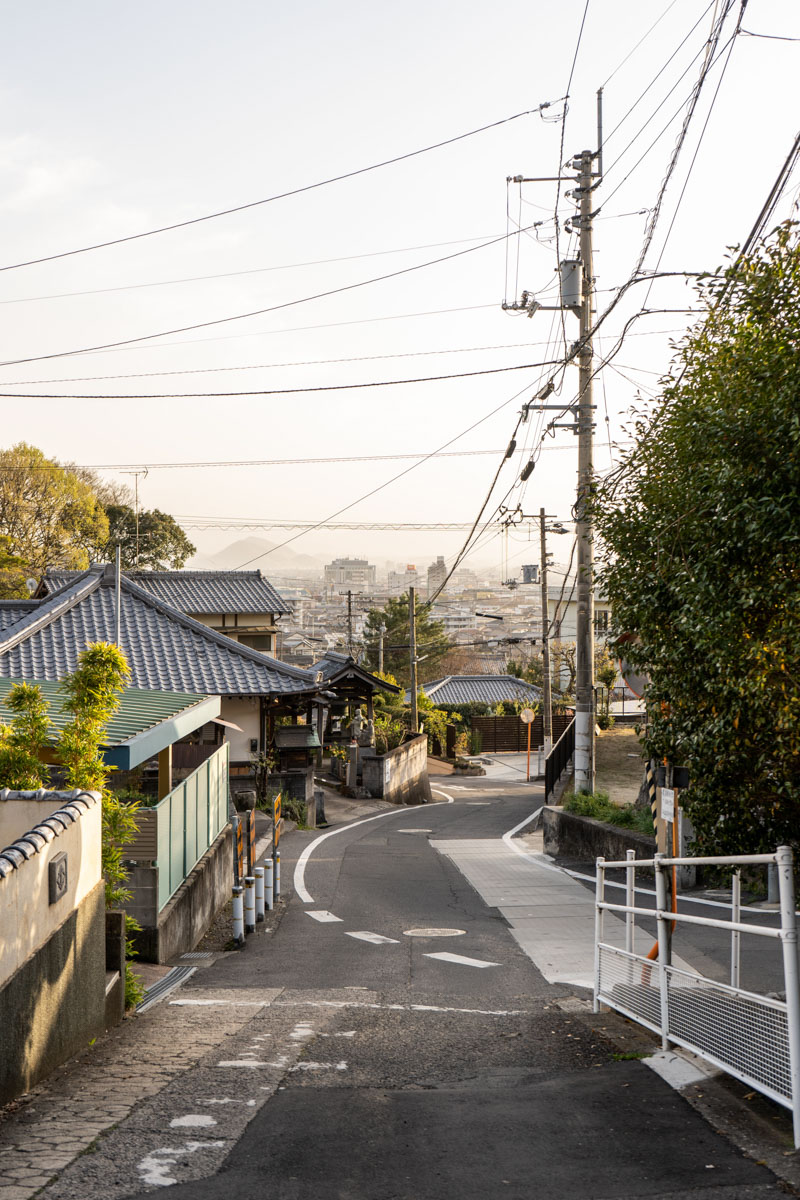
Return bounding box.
[264,857,274,911]
[654,853,671,1050]
[244,875,256,934]
[114,544,121,647]
[625,849,635,956]
[526,720,531,783]
[731,869,741,989]
[776,846,800,1147]
[593,856,605,1013]
[378,622,386,675]
[254,865,265,922]
[574,147,596,793]
[231,885,244,946]
[409,586,418,734]
[539,508,553,755]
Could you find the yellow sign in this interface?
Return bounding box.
[273,795,282,847]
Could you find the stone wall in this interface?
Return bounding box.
[362,735,432,806]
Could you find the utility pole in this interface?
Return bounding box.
[345,590,354,655]
[409,586,418,733]
[378,622,386,675]
[574,146,596,792]
[539,509,553,755]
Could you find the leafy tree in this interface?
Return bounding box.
[0,682,50,789]
[0,443,109,595]
[100,505,196,570]
[362,594,452,686]
[594,222,800,857]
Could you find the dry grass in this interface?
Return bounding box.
[595,725,646,807]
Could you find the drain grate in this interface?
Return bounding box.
[137,965,196,1013]
[180,952,213,960]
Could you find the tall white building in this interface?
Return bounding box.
[324,557,377,592]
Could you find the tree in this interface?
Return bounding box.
[0,443,109,595]
[362,594,453,686]
[594,222,800,857]
[101,505,196,570]
[0,682,50,789]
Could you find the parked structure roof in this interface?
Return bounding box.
[311,651,401,695]
[408,674,543,707]
[0,678,220,770]
[41,568,291,616]
[0,567,318,699]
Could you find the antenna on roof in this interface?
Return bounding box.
[114,546,121,646]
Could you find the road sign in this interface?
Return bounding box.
[273,794,283,848]
[661,787,675,822]
[520,708,536,724]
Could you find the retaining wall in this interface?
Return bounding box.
[542,805,655,866]
[362,735,432,805]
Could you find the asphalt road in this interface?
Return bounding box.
[44,777,786,1200]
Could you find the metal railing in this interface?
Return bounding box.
[594,846,800,1145]
[545,716,575,802]
[154,743,230,910]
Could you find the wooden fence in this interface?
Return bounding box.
[470,712,573,753]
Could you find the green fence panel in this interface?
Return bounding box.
[154,743,230,912]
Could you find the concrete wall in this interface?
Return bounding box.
[542,806,655,867]
[362,735,432,806]
[0,791,108,1106]
[0,793,102,984]
[126,824,233,963]
[221,696,260,762]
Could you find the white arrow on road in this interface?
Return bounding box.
[424,952,500,968]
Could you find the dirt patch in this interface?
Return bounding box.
[595,726,646,807]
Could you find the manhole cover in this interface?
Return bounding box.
[403,928,466,938]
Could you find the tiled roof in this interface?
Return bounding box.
[0,790,100,880]
[410,675,543,706]
[0,568,317,698]
[42,568,291,616]
[310,651,401,694]
[0,602,36,630]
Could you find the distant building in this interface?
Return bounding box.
[388,564,418,594]
[427,556,447,597]
[323,557,376,592]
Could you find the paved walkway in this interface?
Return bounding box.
[432,831,684,990]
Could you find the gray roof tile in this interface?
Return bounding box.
[409,674,543,707]
[43,568,291,615]
[0,568,317,698]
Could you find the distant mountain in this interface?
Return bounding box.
[189,537,324,575]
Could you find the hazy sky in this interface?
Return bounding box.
[2,1,798,576]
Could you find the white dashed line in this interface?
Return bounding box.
[424,952,501,968]
[307,910,343,922]
[345,931,400,944]
[169,1115,217,1128]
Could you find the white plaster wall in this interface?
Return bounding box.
[219,696,261,761]
[0,799,102,986]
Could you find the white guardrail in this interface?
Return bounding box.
[593,846,800,1146]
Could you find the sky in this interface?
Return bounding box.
[1,0,799,579]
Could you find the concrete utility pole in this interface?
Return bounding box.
[539,509,553,755]
[378,622,386,675]
[574,147,596,792]
[345,590,354,655]
[409,586,418,733]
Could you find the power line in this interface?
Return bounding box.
[0,226,537,370]
[0,106,560,276]
[0,233,502,307]
[601,0,682,87]
[0,355,566,400]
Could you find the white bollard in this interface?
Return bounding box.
[254,866,265,921]
[264,858,274,910]
[275,850,281,900]
[232,885,244,946]
[244,875,256,933]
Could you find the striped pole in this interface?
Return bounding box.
[264,858,274,911]
[254,866,265,922]
[232,885,244,946]
[244,875,256,933]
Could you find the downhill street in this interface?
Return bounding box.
[1,774,790,1200]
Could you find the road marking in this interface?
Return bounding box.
[172,997,526,1014]
[424,952,500,968]
[396,828,432,833]
[307,910,343,922]
[294,796,452,904]
[170,1115,217,1128]
[431,788,455,802]
[202,1098,256,1106]
[403,927,466,937]
[502,805,544,862]
[345,931,399,944]
[289,1060,348,1072]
